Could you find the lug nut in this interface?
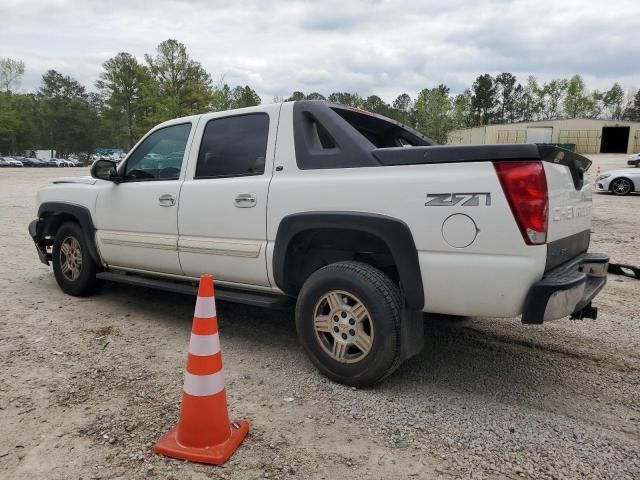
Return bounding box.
[349,329,355,336]
[334,326,339,333]
[341,333,348,340]
[341,312,347,318]
[349,318,355,325]
[334,316,339,322]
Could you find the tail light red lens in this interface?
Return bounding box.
[493,161,548,245]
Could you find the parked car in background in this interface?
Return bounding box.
[17,157,43,167]
[66,159,81,167]
[45,159,67,167]
[2,157,24,167]
[596,169,640,195]
[0,158,9,167]
[628,153,640,167]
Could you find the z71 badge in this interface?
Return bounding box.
[425,192,491,207]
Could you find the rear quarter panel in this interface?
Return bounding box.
[269,106,545,317]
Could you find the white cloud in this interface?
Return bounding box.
[0,0,638,102]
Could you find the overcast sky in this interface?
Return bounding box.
[1,0,638,102]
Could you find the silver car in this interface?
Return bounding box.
[2,156,24,167]
[627,153,640,167]
[596,169,640,196]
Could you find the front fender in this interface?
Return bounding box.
[36,202,102,267]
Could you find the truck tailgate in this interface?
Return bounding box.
[540,146,593,269]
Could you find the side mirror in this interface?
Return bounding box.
[91,159,120,183]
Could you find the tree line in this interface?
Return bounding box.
[1,39,639,154]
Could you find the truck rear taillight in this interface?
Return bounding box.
[493,161,548,245]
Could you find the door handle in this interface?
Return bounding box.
[234,193,257,208]
[158,193,176,207]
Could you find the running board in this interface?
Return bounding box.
[96,272,290,308]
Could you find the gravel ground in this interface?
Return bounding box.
[0,154,638,479]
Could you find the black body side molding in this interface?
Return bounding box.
[273,212,425,310]
[36,202,102,266]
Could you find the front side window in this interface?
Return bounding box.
[123,123,192,181]
[196,114,269,179]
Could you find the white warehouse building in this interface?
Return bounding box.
[447,119,640,154]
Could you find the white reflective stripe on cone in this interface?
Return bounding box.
[183,371,225,397]
[194,296,217,318]
[189,332,221,356]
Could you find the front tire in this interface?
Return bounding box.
[611,178,632,196]
[295,261,403,387]
[52,222,102,296]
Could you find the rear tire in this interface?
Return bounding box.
[52,222,103,296]
[295,261,403,387]
[610,178,632,196]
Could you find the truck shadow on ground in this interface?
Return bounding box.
[101,282,589,410]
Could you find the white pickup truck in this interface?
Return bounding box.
[29,101,608,386]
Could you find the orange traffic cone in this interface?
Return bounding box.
[155,274,249,465]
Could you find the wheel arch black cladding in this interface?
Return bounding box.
[38,202,102,266]
[273,211,424,310]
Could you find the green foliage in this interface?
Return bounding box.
[231,85,261,108]
[624,90,640,121]
[513,75,542,122]
[38,70,98,155]
[390,93,412,124]
[144,39,212,119]
[306,92,326,100]
[451,90,474,129]
[1,42,638,154]
[564,75,594,119]
[471,74,496,125]
[328,92,363,107]
[96,52,150,148]
[414,85,453,143]
[0,92,21,150]
[495,72,517,123]
[362,95,392,116]
[540,79,568,120]
[286,91,306,102]
[603,83,625,120]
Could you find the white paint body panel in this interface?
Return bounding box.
[33,102,594,319]
[268,103,548,316]
[93,115,200,274]
[177,104,281,286]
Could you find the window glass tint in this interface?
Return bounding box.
[330,107,431,148]
[196,114,269,178]
[124,123,191,180]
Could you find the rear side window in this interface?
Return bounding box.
[195,114,269,179]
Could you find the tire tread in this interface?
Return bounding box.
[296,261,404,386]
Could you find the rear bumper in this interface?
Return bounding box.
[521,252,609,324]
[29,218,50,265]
